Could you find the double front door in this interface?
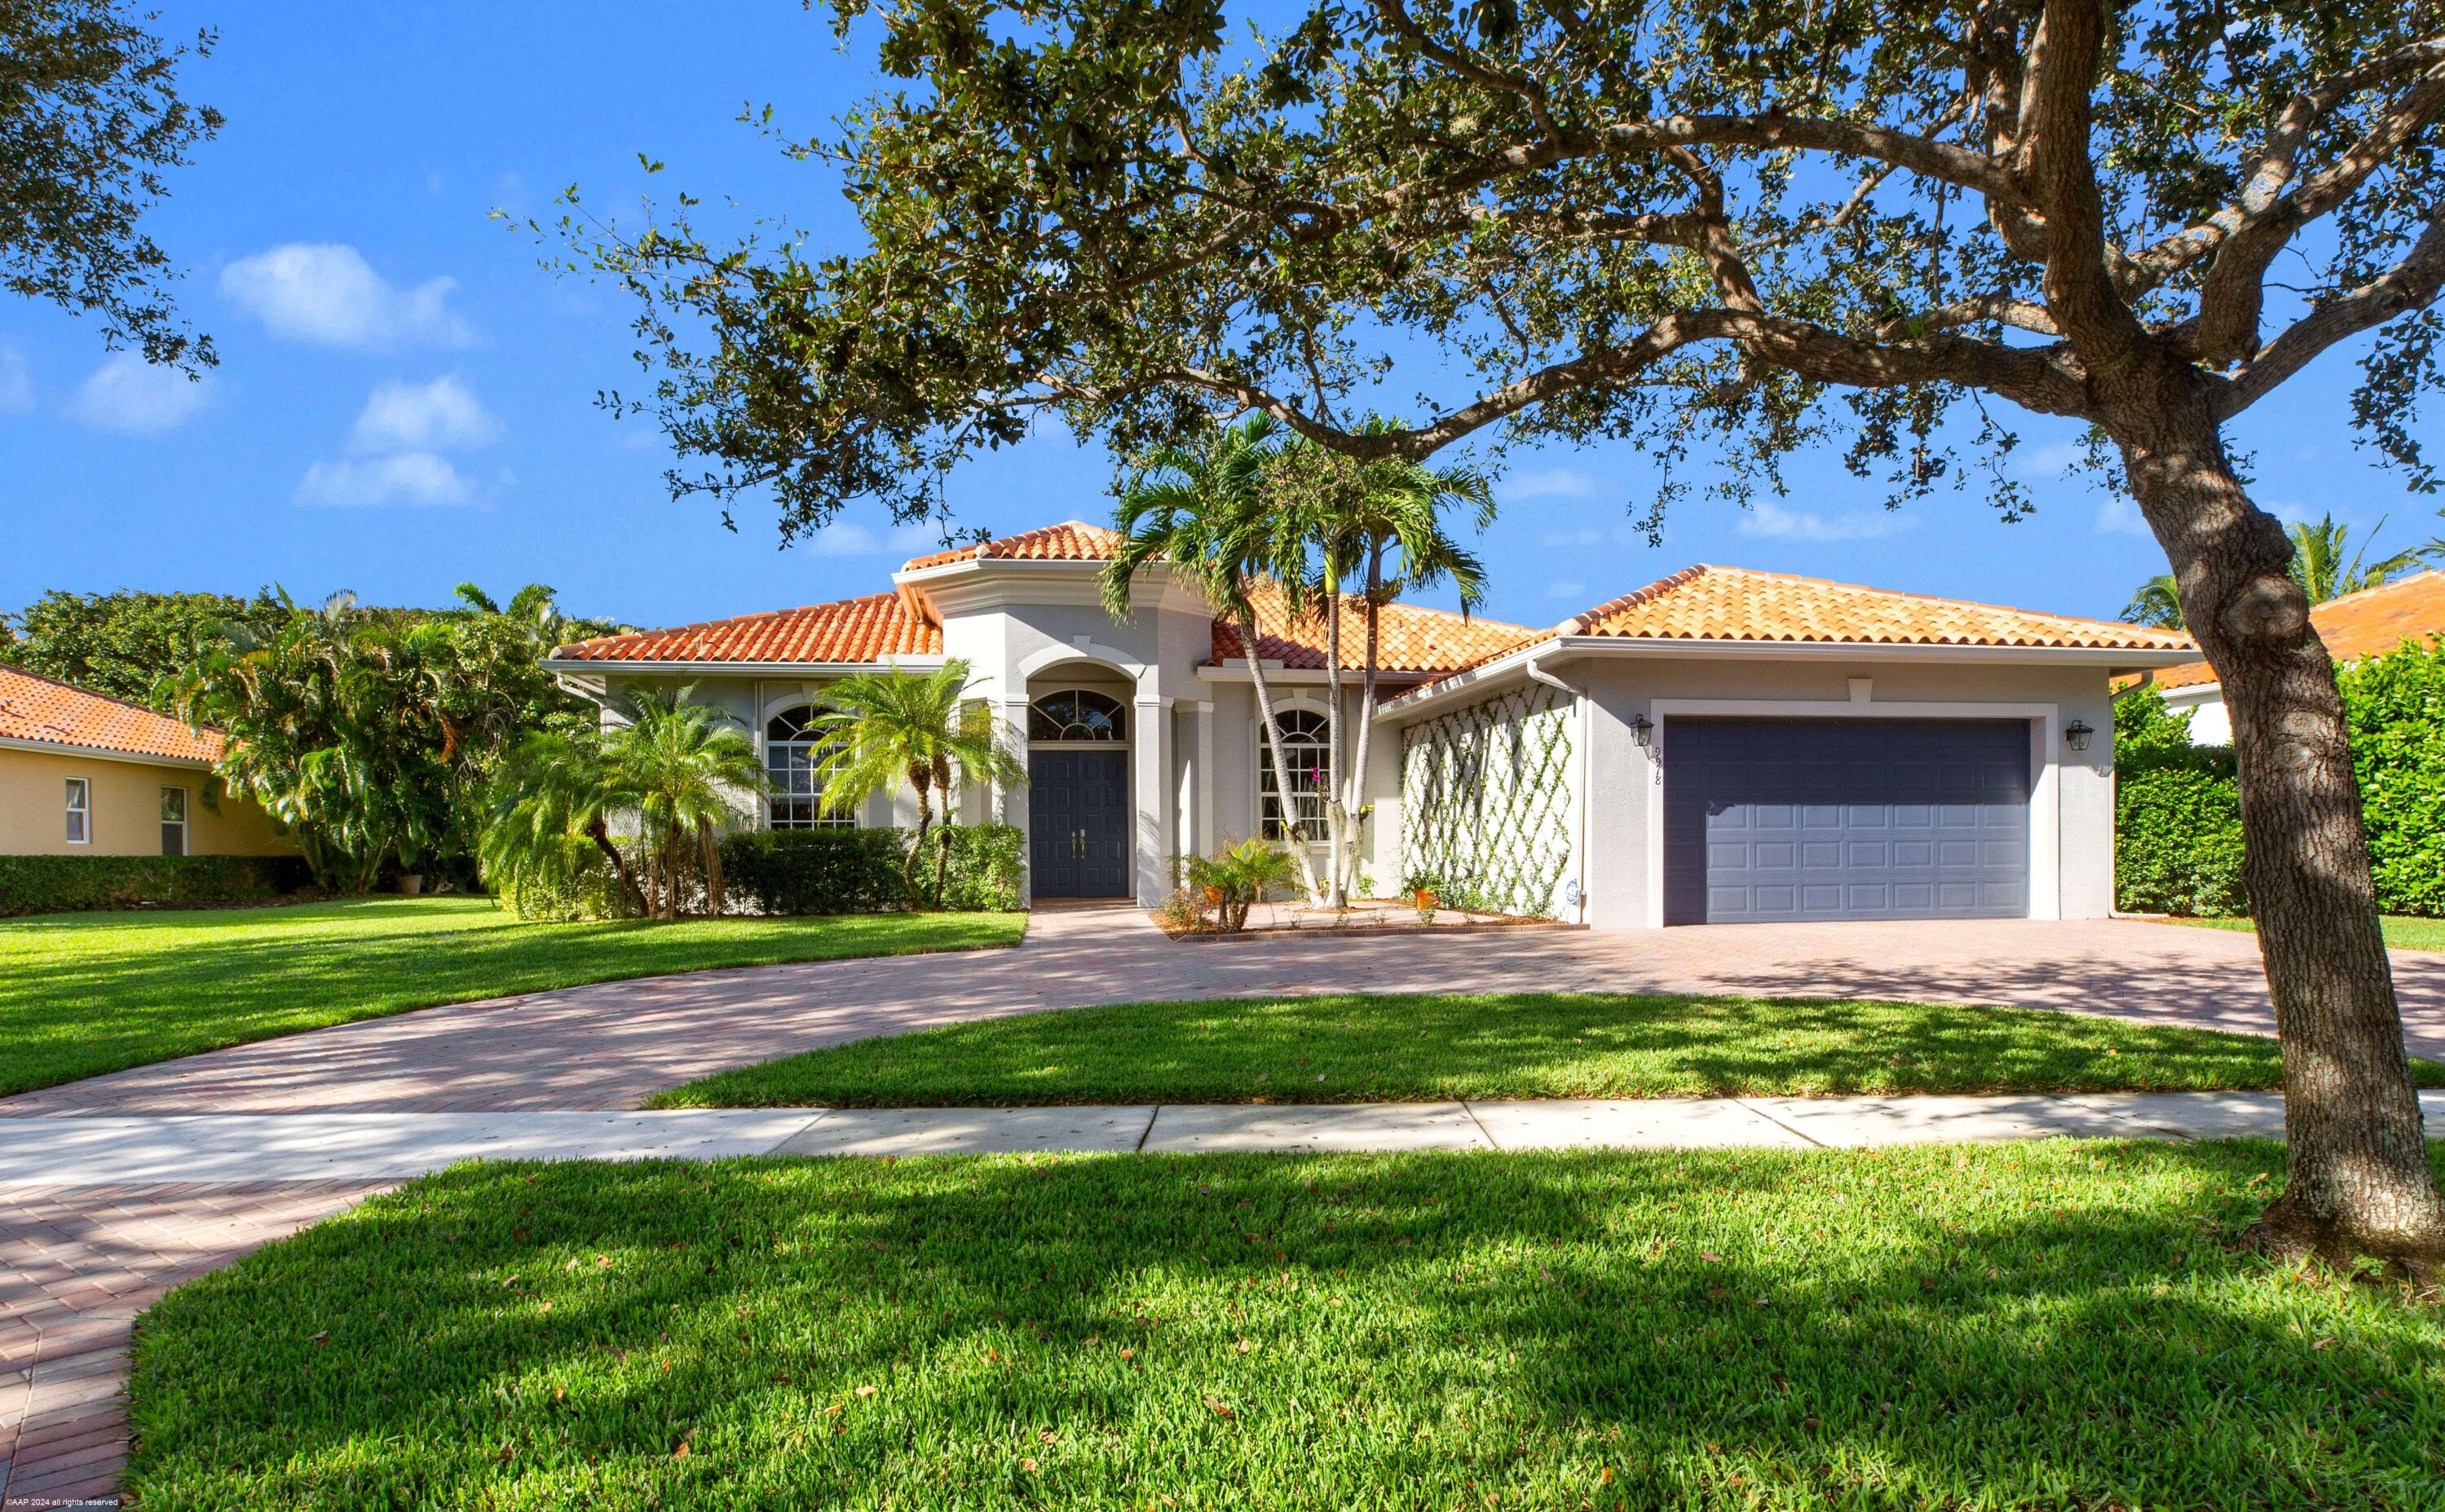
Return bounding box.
[1029,749,1130,897]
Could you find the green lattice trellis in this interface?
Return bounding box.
[1398,684,1573,916]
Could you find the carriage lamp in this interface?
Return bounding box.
[1630,713,1655,748]
[2064,719,2095,752]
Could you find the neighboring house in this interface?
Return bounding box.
[0,667,292,857]
[543,522,2196,928]
[2142,571,2445,744]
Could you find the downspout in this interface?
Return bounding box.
[1521,651,1590,926]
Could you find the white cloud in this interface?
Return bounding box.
[349,376,499,452]
[70,352,212,432]
[2010,439,2088,478]
[1546,580,1587,600]
[0,342,29,412]
[2094,496,2152,536]
[1503,466,1600,501]
[295,452,475,507]
[809,522,885,556]
[221,243,471,349]
[1736,500,1916,541]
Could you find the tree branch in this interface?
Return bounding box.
[2024,0,2151,369]
[2218,202,2445,417]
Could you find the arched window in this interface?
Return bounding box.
[1029,689,1128,743]
[766,705,855,829]
[1257,708,1331,841]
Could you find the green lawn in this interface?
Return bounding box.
[0,898,1024,1097]
[2169,913,2445,952]
[128,1142,2445,1510]
[651,990,2445,1108]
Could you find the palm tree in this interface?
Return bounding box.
[1270,424,1494,906]
[1103,415,1326,904]
[813,660,1022,908]
[478,726,650,916]
[602,683,765,919]
[2122,574,2185,629]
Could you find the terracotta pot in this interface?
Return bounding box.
[398,874,424,897]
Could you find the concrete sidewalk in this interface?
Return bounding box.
[11,1089,2443,1183]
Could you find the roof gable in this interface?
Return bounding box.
[1565,564,2196,651]
[0,668,222,765]
[548,593,942,665]
[900,520,1126,572]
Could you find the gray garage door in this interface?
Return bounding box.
[1662,717,2031,924]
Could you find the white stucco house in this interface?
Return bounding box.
[2141,570,2445,744]
[543,521,2197,929]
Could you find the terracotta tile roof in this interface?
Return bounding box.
[548,593,942,664]
[2151,570,2445,690]
[1210,588,1542,673]
[900,520,1126,571]
[1563,565,2197,651]
[0,667,222,764]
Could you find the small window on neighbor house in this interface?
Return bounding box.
[765,705,857,829]
[65,778,90,844]
[160,787,188,857]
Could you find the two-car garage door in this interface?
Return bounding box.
[1662,717,2032,924]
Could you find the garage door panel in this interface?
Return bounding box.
[1663,717,2032,924]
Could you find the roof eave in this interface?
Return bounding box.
[0,734,215,769]
[541,656,949,677]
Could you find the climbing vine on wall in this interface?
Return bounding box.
[1398,685,1573,916]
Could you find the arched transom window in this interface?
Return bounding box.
[1258,708,1331,842]
[1029,689,1128,743]
[766,705,856,829]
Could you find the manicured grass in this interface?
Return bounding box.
[0,898,1024,1097]
[128,1142,2445,1510]
[2169,913,2445,952]
[650,990,2445,1108]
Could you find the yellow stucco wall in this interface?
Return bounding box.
[0,746,294,857]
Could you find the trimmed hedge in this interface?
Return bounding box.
[717,825,1024,915]
[0,853,315,917]
[718,828,907,916]
[2116,641,2445,918]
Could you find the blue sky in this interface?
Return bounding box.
[2,2,2436,635]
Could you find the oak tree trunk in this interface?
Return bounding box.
[2113,370,2444,1274]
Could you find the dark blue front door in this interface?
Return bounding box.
[1662,717,2030,924]
[1030,750,1131,897]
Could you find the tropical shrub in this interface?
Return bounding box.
[1185,838,1303,932]
[929,824,1026,911]
[813,662,1024,909]
[2114,686,2248,917]
[0,854,313,916]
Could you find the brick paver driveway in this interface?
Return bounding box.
[7,907,2443,1506]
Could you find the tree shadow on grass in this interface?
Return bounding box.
[126,1140,2445,1509]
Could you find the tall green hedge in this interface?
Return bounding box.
[0,853,315,916]
[2116,640,2445,918]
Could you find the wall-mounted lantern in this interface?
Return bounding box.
[2064,719,2094,752]
[1631,713,1655,748]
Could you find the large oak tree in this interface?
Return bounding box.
[564,0,2445,1272]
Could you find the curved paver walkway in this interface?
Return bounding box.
[10,906,2444,1118]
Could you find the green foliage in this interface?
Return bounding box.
[928,822,1025,912]
[489,851,632,924]
[2340,641,2445,918]
[170,586,601,894]
[1,0,223,368]
[2121,574,2183,629]
[1182,837,1303,932]
[0,897,1026,1096]
[718,828,907,916]
[0,588,277,708]
[814,661,1025,908]
[602,683,766,919]
[126,1146,2445,1508]
[2113,687,2248,918]
[0,853,311,916]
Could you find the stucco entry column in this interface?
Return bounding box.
[1132,693,1174,905]
[999,697,1033,908]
